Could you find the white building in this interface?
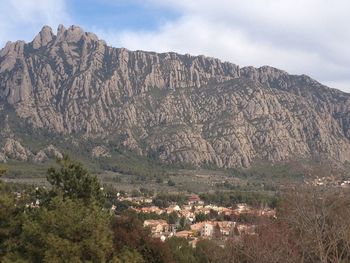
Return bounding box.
[201,223,214,237]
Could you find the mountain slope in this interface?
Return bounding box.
[0,25,350,168]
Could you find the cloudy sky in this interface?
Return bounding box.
[0,0,349,92]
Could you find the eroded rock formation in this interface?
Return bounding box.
[1,25,350,167]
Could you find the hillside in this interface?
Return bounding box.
[1,25,350,168]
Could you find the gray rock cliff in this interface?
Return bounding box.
[1,25,350,168]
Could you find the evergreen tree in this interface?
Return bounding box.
[0,165,24,259]
[19,196,113,262]
[167,237,198,263]
[116,248,145,263]
[47,154,104,205]
[167,211,178,225]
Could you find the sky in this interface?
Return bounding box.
[0,0,349,92]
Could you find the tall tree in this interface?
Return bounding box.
[167,237,198,263]
[167,211,178,225]
[46,154,104,205]
[1,157,115,261]
[18,196,113,262]
[279,187,350,263]
[0,165,23,259]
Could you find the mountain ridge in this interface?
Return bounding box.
[0,25,350,168]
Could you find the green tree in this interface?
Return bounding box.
[116,248,145,263]
[167,237,198,263]
[178,217,190,231]
[47,154,104,204]
[19,196,113,262]
[194,240,225,263]
[168,211,178,225]
[0,190,22,259]
[195,212,209,222]
[1,157,116,262]
[167,180,176,187]
[0,166,26,259]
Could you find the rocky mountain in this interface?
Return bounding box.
[0,25,350,168]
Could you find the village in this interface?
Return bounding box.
[113,193,276,247]
[304,176,350,187]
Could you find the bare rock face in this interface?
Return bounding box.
[32,26,54,49]
[0,152,6,163]
[3,138,32,161]
[34,150,48,163]
[1,25,350,168]
[1,138,63,163]
[32,145,63,163]
[44,145,63,159]
[92,146,111,158]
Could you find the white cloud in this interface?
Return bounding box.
[0,0,71,46]
[97,0,350,92]
[0,0,349,92]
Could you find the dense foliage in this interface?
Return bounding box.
[200,190,279,208]
[2,159,350,262]
[153,193,187,208]
[46,154,104,204]
[18,197,113,262]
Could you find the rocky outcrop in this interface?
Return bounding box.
[92,146,111,158]
[32,25,54,49]
[0,152,6,163]
[1,25,350,168]
[34,145,63,163]
[0,136,62,163]
[3,138,33,161]
[44,145,63,159]
[34,150,48,163]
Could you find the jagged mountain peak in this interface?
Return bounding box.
[32,25,54,49]
[30,24,101,49]
[1,26,350,168]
